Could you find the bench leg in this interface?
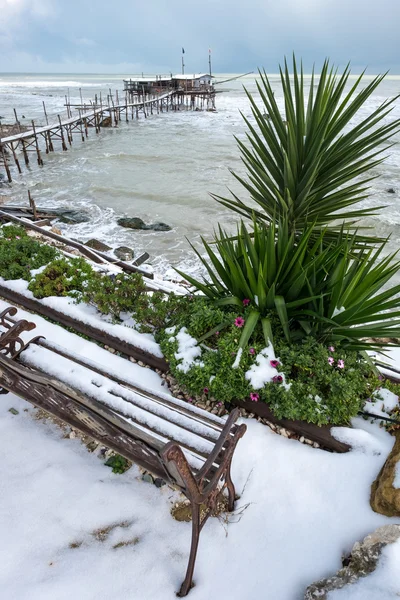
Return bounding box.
[177,502,201,597]
[225,459,236,512]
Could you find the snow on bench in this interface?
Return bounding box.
[0,305,246,597]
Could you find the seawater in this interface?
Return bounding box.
[0,72,399,278]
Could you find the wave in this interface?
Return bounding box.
[0,80,101,88]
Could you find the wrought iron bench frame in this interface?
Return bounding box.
[0,306,246,596]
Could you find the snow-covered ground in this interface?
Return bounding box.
[1,396,399,598]
[1,299,400,599]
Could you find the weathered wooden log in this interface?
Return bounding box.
[232,398,351,453]
[0,283,168,371]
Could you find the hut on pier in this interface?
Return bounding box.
[123,73,215,110]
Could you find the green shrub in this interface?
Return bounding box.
[179,218,400,352]
[159,299,380,425]
[79,271,147,320]
[0,225,29,240]
[28,257,94,299]
[0,234,58,281]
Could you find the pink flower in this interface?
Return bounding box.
[272,375,283,384]
[337,359,345,369]
[234,317,245,328]
[203,387,209,394]
[249,347,255,355]
[188,398,193,403]
[215,331,220,336]
[328,357,335,366]
[378,375,384,381]
[270,359,280,368]
[328,346,335,352]
[250,392,259,402]
[242,298,250,306]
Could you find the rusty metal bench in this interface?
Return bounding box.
[0,306,246,596]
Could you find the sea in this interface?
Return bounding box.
[0,72,399,279]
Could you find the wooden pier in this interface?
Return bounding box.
[0,85,213,182]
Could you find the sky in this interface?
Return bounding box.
[0,0,399,74]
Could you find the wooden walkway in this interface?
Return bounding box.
[0,90,176,182]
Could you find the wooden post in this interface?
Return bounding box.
[42,101,49,125]
[43,129,50,154]
[79,88,83,107]
[0,142,12,182]
[125,92,128,122]
[78,109,85,142]
[31,120,43,165]
[28,190,38,221]
[13,109,21,133]
[10,142,22,174]
[93,105,99,134]
[21,139,30,165]
[57,115,68,151]
[47,130,54,152]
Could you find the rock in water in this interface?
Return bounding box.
[386,188,396,194]
[114,246,134,261]
[304,525,400,599]
[370,430,400,517]
[85,238,112,252]
[117,217,171,231]
[49,208,90,224]
[117,217,147,230]
[149,222,172,231]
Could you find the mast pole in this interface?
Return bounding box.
[209,48,212,77]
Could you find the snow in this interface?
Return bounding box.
[245,343,287,389]
[0,298,166,394]
[172,327,204,373]
[333,306,346,317]
[1,387,399,599]
[19,344,218,456]
[0,277,163,357]
[363,388,399,420]
[232,347,243,369]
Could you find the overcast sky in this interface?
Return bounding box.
[0,0,399,74]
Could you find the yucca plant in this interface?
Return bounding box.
[179,218,400,352]
[214,57,400,244]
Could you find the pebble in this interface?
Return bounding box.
[69,431,76,439]
[138,361,145,367]
[300,436,305,443]
[129,357,137,363]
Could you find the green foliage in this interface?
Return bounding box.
[80,271,147,320]
[160,310,379,425]
[0,232,58,281]
[105,454,130,474]
[214,57,400,244]
[180,218,400,351]
[0,225,29,240]
[28,257,94,299]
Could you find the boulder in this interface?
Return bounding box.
[386,188,396,194]
[49,208,90,224]
[117,217,147,230]
[117,217,171,232]
[114,246,134,261]
[85,238,112,252]
[304,524,400,599]
[149,222,172,231]
[370,430,400,517]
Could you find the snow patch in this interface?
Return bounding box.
[245,344,286,389]
[232,347,243,369]
[174,327,203,373]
